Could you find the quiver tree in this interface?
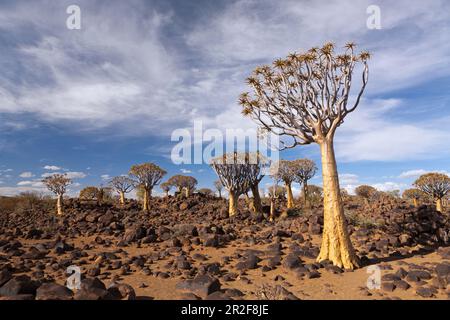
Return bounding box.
[167,175,197,197]
[247,153,268,214]
[307,185,324,206]
[167,175,183,194]
[97,186,113,204]
[96,186,112,204]
[109,176,135,205]
[268,185,286,198]
[129,163,166,212]
[267,176,283,222]
[402,188,426,207]
[79,186,99,201]
[160,182,171,197]
[210,152,260,217]
[42,174,72,215]
[355,185,377,204]
[294,159,317,206]
[271,160,298,208]
[414,173,450,212]
[214,180,224,198]
[340,188,349,201]
[240,42,370,269]
[181,176,198,197]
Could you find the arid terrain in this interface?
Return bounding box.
[0,193,448,300]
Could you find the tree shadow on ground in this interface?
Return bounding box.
[363,245,448,267]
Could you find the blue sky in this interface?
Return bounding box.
[0,0,449,197]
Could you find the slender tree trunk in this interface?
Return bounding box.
[165,190,169,197]
[143,188,150,212]
[119,191,125,205]
[285,182,294,208]
[317,138,359,270]
[303,180,308,207]
[251,184,263,213]
[218,190,222,199]
[413,198,418,207]
[436,198,443,212]
[228,192,238,217]
[56,194,63,215]
[184,187,190,198]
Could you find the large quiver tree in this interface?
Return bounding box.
[239,42,370,269]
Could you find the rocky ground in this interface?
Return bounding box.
[0,194,449,300]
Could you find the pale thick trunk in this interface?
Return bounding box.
[165,190,169,197]
[228,192,238,217]
[185,188,190,198]
[413,198,418,207]
[143,188,151,212]
[285,182,294,209]
[119,191,125,205]
[317,139,359,270]
[251,184,263,213]
[436,198,443,212]
[56,194,63,215]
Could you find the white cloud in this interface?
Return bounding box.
[19,171,34,178]
[399,169,450,179]
[41,171,86,179]
[335,99,450,162]
[372,182,407,192]
[43,165,61,171]
[0,1,188,135]
[339,174,359,185]
[0,186,47,196]
[180,169,192,174]
[17,180,44,187]
[187,0,450,94]
[101,174,111,181]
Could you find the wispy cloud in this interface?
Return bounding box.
[19,171,35,178]
[101,174,111,181]
[41,171,87,179]
[399,169,450,179]
[335,99,450,162]
[43,165,61,171]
